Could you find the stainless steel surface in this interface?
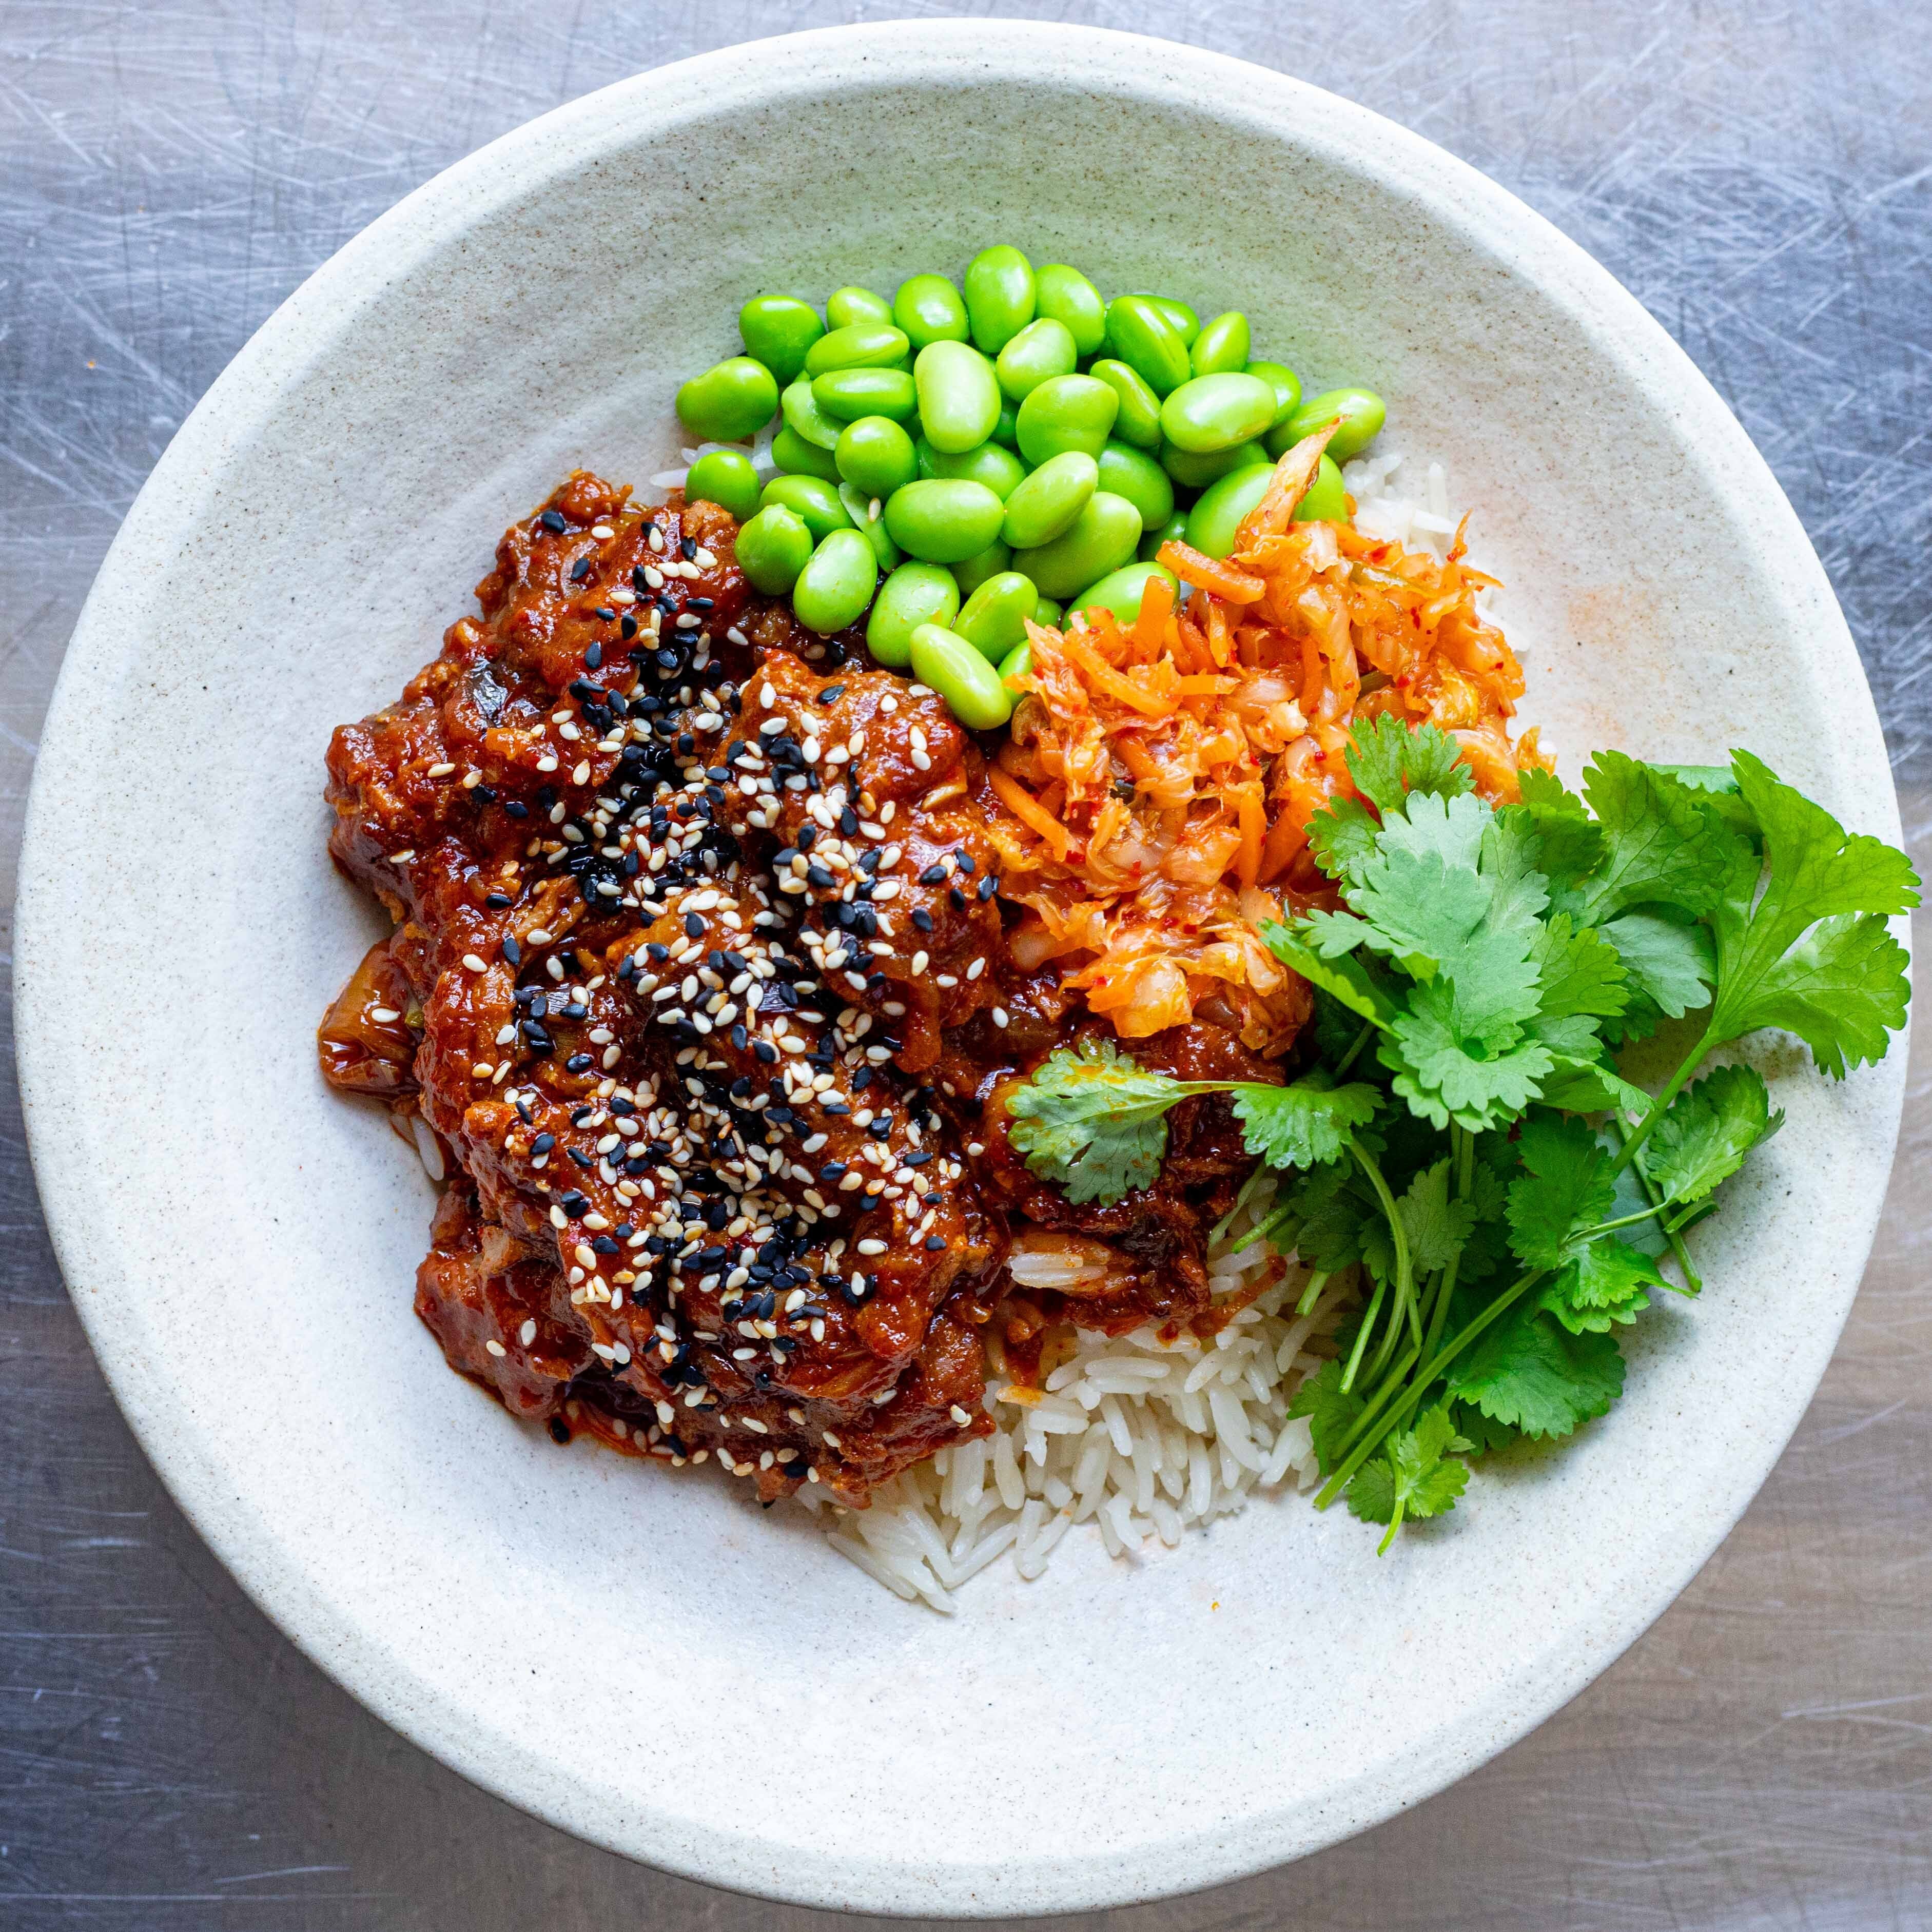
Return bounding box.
[2,3,1926,1925]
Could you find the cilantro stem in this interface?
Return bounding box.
[1335,1020,1375,1077]
[1339,1276,1387,1393]
[1608,1116,1702,1295]
[1420,1126,1473,1363]
[1607,1020,1719,1180]
[1295,1269,1331,1317]
[1349,1137,1420,1351]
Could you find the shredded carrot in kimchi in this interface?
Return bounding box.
[978,432,1548,1052]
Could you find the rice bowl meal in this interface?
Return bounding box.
[318,245,1917,1610]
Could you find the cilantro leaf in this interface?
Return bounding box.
[1345,713,1476,814]
[1639,1062,1782,1205]
[1450,1400,1522,1456]
[1534,1053,1654,1119]
[1260,922,1401,1029]
[1286,1359,1364,1475]
[1509,770,1605,899]
[1445,1305,1626,1440]
[1653,760,1762,841]
[1598,911,1714,1035]
[1705,752,1919,1076]
[1396,1157,1481,1274]
[1306,793,1381,889]
[1539,1236,1664,1334]
[1345,1403,1472,1550]
[1232,1076,1381,1171]
[1570,752,1741,924]
[1530,913,1630,1021]
[1004,1038,1186,1204]
[1504,1113,1615,1270]
[1384,980,1555,1133]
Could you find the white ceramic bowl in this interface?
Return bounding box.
[15,21,1907,1918]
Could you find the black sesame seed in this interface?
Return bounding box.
[684,912,704,939]
[948,886,966,909]
[548,1417,572,1443]
[977,873,997,901]
[531,1132,556,1154]
[502,935,522,966]
[504,799,530,820]
[816,684,845,704]
[565,1052,594,1072]
[919,864,946,885]
[539,510,568,533]
[911,907,934,931]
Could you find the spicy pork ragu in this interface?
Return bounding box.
[318,436,1539,1511]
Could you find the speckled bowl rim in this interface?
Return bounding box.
[14,20,1908,1918]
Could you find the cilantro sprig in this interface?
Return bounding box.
[1001,717,1916,1550]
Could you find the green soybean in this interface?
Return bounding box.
[963,244,1036,355]
[1161,438,1269,489]
[1160,372,1280,453]
[1002,450,1098,549]
[991,401,1020,450]
[804,322,910,378]
[893,273,970,349]
[1147,296,1199,344]
[910,622,1013,730]
[1102,296,1192,397]
[883,478,1006,564]
[684,447,762,521]
[1012,490,1142,597]
[919,439,1027,499]
[813,366,918,423]
[826,285,892,329]
[837,484,903,570]
[955,571,1039,660]
[867,562,959,668]
[950,540,1013,598]
[1246,359,1303,431]
[759,474,851,543]
[1068,560,1180,626]
[1033,263,1107,357]
[1184,463,1274,558]
[998,638,1032,685]
[1016,374,1119,465]
[792,529,879,634]
[1088,359,1164,450]
[738,295,825,385]
[1190,311,1252,377]
[675,357,778,442]
[834,416,918,496]
[1033,595,1063,629]
[770,424,842,481]
[1139,510,1189,562]
[734,504,814,595]
[1281,386,1386,461]
[1095,441,1175,532]
[914,340,1002,455]
[1292,454,1348,522]
[996,317,1079,401]
[781,377,843,451]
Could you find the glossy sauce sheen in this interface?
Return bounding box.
[321,472,1285,1504]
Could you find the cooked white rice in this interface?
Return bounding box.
[790,456,1469,1608]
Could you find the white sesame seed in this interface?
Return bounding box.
[591,523,615,538]
[426,761,456,778]
[856,1239,887,1256]
[485,1339,508,1357]
[462,953,489,973]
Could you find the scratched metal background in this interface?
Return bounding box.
[2,3,1928,1927]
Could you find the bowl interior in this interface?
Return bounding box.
[14,22,1904,1918]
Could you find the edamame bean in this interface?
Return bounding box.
[1015,374,1119,465]
[771,424,841,481]
[920,439,1027,499]
[1068,560,1180,626]
[1281,386,1386,461]
[996,317,1079,402]
[826,285,892,329]
[1138,511,1189,562]
[684,447,762,521]
[1102,296,1192,397]
[1146,296,1199,344]
[1033,595,1063,629]
[1001,450,1098,549]
[955,571,1039,660]
[991,401,1020,450]
[914,340,1002,454]
[963,245,1036,355]
[867,562,959,668]
[837,484,903,570]
[951,540,1013,598]
[1190,310,1251,377]
[1184,463,1274,558]
[909,622,1013,729]
[1033,264,1107,357]
[782,377,843,451]
[739,295,825,385]
[803,322,910,378]
[759,474,852,543]
[1160,373,1280,453]
[1012,491,1142,597]
[1089,359,1164,450]
[1161,438,1269,489]
[835,416,918,496]
[1246,359,1303,431]
[998,638,1032,685]
[812,366,918,423]
[792,529,879,634]
[1292,454,1348,522]
[1095,441,1174,532]
[883,478,1006,564]
[733,504,814,595]
[675,356,778,442]
[893,273,970,349]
